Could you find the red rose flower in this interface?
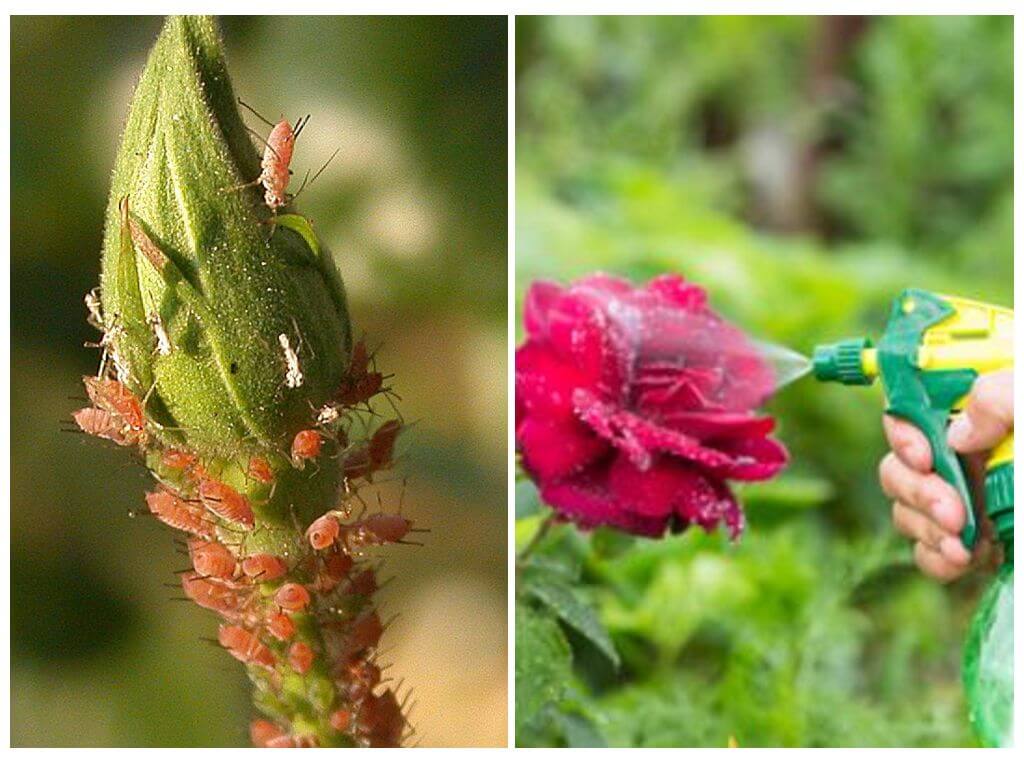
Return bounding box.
[515,273,787,539]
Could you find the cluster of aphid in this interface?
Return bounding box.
[74,331,415,746]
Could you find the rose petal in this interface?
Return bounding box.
[659,412,776,441]
[542,469,669,538]
[523,280,565,339]
[608,455,682,518]
[646,274,708,312]
[709,435,789,480]
[515,342,589,420]
[547,293,632,399]
[517,415,607,484]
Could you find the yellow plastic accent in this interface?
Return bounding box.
[987,433,1014,470]
[861,348,879,378]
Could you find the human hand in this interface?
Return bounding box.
[879,370,1012,582]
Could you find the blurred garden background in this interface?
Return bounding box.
[515,15,1012,747]
[11,15,507,746]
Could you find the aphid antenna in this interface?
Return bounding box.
[237,97,276,129]
[292,113,312,140]
[288,147,340,204]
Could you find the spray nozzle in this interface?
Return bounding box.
[811,337,875,385]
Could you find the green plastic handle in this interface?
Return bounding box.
[876,290,980,548]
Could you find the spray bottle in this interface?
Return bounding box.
[811,288,1013,746]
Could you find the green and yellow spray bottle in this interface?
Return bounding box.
[811,289,1013,747]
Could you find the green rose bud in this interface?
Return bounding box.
[99,14,351,459]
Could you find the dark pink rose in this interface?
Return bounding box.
[516,273,787,539]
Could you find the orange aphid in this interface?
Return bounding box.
[251,719,285,748]
[218,625,275,668]
[83,376,145,430]
[288,641,315,674]
[266,611,295,641]
[242,553,288,582]
[181,572,247,620]
[265,734,297,748]
[247,456,275,484]
[291,429,323,466]
[306,513,340,550]
[274,582,311,613]
[146,489,215,540]
[162,449,198,472]
[199,477,255,529]
[73,407,131,446]
[329,708,351,732]
[188,540,237,580]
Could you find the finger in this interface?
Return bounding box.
[882,415,932,472]
[914,541,969,584]
[947,371,1014,453]
[891,502,945,550]
[878,453,965,533]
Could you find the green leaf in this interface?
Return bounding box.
[589,527,636,559]
[515,602,573,731]
[515,478,542,519]
[523,566,620,667]
[554,711,607,747]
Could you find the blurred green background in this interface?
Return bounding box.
[11,15,507,747]
[515,15,1011,747]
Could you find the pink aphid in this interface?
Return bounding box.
[306,513,341,551]
[145,489,215,540]
[218,624,275,668]
[237,99,310,213]
[260,119,298,210]
[188,540,237,580]
[340,514,411,553]
[198,477,255,529]
[242,553,288,582]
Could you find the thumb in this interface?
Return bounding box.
[947,370,1014,453]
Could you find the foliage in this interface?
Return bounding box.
[516,15,1010,747]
